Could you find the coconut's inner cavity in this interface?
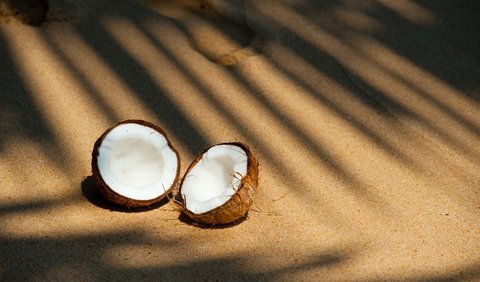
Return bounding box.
[97,123,178,201]
[181,144,248,214]
[110,138,164,188]
[189,156,236,201]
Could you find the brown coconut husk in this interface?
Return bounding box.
[91,120,180,208]
[179,142,259,225]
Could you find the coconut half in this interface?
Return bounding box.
[92,120,180,208]
[179,142,259,225]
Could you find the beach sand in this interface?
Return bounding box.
[0,0,479,280]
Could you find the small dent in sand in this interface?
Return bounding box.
[145,0,263,66]
[0,0,78,26]
[213,36,264,66]
[0,0,48,26]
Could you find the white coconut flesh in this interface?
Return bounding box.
[181,144,248,214]
[96,123,178,201]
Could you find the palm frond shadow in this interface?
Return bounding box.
[1,0,479,280]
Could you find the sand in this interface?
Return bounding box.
[0,0,479,281]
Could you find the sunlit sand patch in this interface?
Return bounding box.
[102,240,354,280]
[102,16,393,224]
[341,54,480,164]
[0,25,110,170]
[43,24,158,123]
[256,1,480,165]
[231,53,480,224]
[102,244,193,269]
[351,35,480,126]
[0,198,150,237]
[101,17,241,144]
[0,137,71,204]
[153,27,394,211]
[103,17,292,200]
[236,45,446,174]
[0,1,479,280]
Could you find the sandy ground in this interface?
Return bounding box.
[0,0,479,281]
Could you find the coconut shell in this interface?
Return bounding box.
[91,119,180,208]
[180,142,259,225]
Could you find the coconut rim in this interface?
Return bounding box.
[91,119,181,207]
[179,141,258,217]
